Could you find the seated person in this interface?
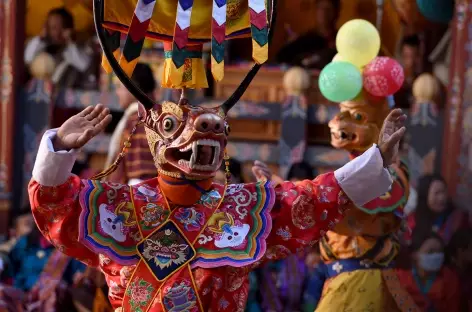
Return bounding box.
[447,229,472,311]
[276,0,339,69]
[396,227,461,312]
[0,226,86,311]
[405,174,470,245]
[24,7,92,88]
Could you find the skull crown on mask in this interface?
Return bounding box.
[140,100,230,180]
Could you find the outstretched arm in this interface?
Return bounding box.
[253,109,406,259]
[29,105,127,267]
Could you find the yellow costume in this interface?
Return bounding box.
[316,95,418,311]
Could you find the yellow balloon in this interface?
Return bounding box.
[332,53,344,62]
[336,19,380,68]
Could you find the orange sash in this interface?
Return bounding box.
[122,184,226,312]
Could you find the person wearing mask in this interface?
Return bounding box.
[405,175,470,245]
[276,0,340,70]
[396,229,461,312]
[446,228,472,311]
[106,63,157,185]
[24,7,92,87]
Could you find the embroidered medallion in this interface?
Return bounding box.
[79,180,140,265]
[137,221,196,281]
[174,207,205,231]
[192,181,274,268]
[126,278,155,312]
[198,189,222,208]
[140,203,169,230]
[162,280,198,312]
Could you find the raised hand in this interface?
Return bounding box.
[252,160,272,182]
[54,104,112,151]
[251,161,285,185]
[378,108,407,167]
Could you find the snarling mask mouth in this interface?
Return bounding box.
[328,98,388,152]
[143,101,229,180]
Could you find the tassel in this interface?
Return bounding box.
[161,42,208,89]
[101,30,121,74]
[119,0,157,77]
[172,0,194,68]
[248,0,268,64]
[211,0,227,81]
[91,121,142,181]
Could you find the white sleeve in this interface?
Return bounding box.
[128,179,144,186]
[32,129,79,187]
[334,144,393,206]
[62,43,92,72]
[24,36,46,64]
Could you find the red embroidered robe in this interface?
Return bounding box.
[28,130,391,311]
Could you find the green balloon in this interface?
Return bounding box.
[318,61,363,103]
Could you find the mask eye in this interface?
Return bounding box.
[162,116,177,133]
[354,113,363,121]
[225,124,231,135]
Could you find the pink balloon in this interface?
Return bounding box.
[363,57,405,97]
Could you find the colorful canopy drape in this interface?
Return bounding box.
[100,0,269,89]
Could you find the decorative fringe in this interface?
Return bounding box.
[119,0,157,77]
[101,30,121,74]
[211,0,227,81]
[211,56,225,82]
[161,43,208,89]
[249,0,269,64]
[91,120,142,181]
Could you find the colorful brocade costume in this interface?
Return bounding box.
[29,130,392,311]
[315,96,418,311]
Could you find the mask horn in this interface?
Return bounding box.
[93,0,155,110]
[220,0,278,114]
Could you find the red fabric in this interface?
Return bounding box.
[396,267,461,312]
[28,172,351,311]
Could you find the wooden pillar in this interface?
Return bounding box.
[0,0,26,235]
[442,0,471,209]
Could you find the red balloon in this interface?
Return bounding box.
[363,57,405,97]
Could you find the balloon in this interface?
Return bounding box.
[336,19,381,68]
[416,0,454,24]
[332,54,344,62]
[318,62,363,103]
[363,57,405,97]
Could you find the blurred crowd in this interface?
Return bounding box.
[0,1,466,312]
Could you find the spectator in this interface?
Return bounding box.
[405,174,469,245]
[276,0,340,69]
[396,229,461,312]
[105,63,157,185]
[395,34,421,109]
[0,226,85,311]
[24,7,92,88]
[446,229,472,311]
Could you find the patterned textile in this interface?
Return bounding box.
[259,254,307,312]
[29,173,351,311]
[5,236,84,292]
[395,267,461,312]
[317,161,413,310]
[405,209,469,245]
[106,114,156,184]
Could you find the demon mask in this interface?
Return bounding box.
[139,99,230,180]
[328,93,390,153]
